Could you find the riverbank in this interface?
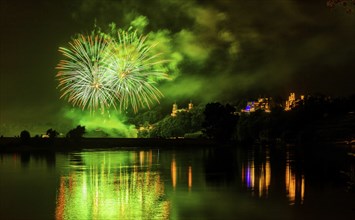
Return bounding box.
[0,137,225,152]
[1,136,353,153]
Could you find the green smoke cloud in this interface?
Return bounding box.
[70,0,355,103]
[71,0,241,102]
[64,108,137,138]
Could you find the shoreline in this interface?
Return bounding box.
[0,137,224,152]
[1,137,352,153]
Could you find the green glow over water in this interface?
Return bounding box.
[55,151,170,219]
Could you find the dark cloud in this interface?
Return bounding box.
[1,0,354,135]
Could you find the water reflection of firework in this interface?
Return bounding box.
[55,151,170,220]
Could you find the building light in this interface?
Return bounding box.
[171,101,193,117]
[241,98,271,113]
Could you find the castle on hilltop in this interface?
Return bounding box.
[171,102,193,117]
[285,93,304,111]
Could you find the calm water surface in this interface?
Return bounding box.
[0,144,354,220]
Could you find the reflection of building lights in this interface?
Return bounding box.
[188,166,192,189]
[169,157,192,190]
[265,161,270,196]
[242,153,271,197]
[285,161,305,205]
[139,151,145,167]
[258,161,271,197]
[251,161,255,189]
[171,158,177,189]
[285,163,295,204]
[244,161,255,189]
[148,150,153,166]
[301,175,305,205]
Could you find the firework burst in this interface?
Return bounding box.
[56,35,116,113]
[107,30,168,112]
[56,29,168,113]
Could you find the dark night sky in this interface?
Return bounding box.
[0,0,354,132]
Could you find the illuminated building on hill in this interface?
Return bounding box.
[241,98,271,113]
[171,101,193,117]
[285,93,304,111]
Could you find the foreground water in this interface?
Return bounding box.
[0,144,354,220]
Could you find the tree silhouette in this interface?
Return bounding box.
[189,104,205,131]
[20,130,31,144]
[203,103,238,141]
[150,115,184,138]
[46,128,59,139]
[66,126,86,139]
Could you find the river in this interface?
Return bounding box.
[0,144,354,219]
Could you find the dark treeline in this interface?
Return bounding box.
[236,96,354,144]
[3,126,86,148]
[131,94,355,144]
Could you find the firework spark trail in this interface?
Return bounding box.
[56,29,168,113]
[56,35,116,113]
[107,30,167,112]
